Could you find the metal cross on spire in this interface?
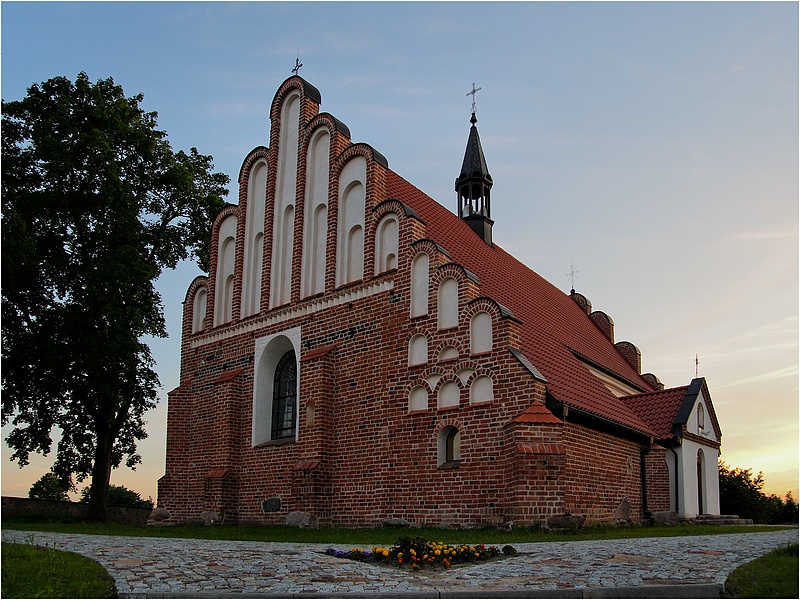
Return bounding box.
[466,82,482,116]
[292,53,303,76]
[567,262,579,293]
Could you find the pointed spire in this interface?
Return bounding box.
[456,85,494,245]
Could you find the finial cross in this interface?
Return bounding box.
[466,82,482,115]
[292,54,303,76]
[567,262,579,292]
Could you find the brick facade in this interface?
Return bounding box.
[158,75,720,527]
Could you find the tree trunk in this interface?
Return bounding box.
[85,428,114,522]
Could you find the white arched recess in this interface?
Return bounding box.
[270,92,300,308]
[302,128,330,297]
[242,160,267,318]
[410,253,429,317]
[214,215,237,325]
[192,287,207,333]
[337,156,366,286]
[252,327,301,446]
[668,393,720,518]
[470,311,492,354]
[438,277,459,329]
[375,213,398,274]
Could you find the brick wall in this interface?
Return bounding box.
[158,76,668,528]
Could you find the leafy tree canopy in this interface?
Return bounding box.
[2,72,229,521]
[719,461,799,524]
[79,483,154,510]
[28,471,76,502]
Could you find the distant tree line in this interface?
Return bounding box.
[28,471,153,510]
[719,461,798,524]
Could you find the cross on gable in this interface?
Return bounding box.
[292,56,303,76]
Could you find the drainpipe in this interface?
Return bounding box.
[669,446,679,516]
[640,439,653,523]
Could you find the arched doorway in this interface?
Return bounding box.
[696,449,705,515]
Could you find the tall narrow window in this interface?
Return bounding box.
[272,350,297,440]
[697,403,705,433]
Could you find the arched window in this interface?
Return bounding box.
[252,330,300,446]
[697,403,705,433]
[410,253,429,317]
[437,425,461,468]
[271,350,297,440]
[438,277,458,329]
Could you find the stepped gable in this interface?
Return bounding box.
[386,169,657,436]
[622,386,689,440]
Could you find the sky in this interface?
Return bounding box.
[2,1,797,503]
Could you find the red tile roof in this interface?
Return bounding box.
[512,402,564,424]
[386,170,659,436]
[211,368,243,384]
[623,386,689,440]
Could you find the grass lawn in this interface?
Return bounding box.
[1,540,116,599]
[725,543,798,598]
[1,516,790,545]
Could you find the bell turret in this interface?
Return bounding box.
[456,110,494,245]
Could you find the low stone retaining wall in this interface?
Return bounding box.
[2,496,151,526]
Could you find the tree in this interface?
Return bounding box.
[28,471,75,501]
[2,73,229,521]
[79,484,153,510]
[718,462,768,522]
[719,461,799,524]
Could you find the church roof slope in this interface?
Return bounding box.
[622,385,689,440]
[386,169,658,437]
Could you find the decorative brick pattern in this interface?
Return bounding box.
[159,75,718,528]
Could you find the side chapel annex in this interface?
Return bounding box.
[158,75,723,527]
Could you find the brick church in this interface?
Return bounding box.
[157,75,723,527]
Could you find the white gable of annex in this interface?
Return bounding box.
[688,389,718,443]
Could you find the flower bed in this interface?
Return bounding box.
[326,535,516,570]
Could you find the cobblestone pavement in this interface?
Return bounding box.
[3,528,797,598]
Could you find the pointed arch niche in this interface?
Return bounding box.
[302,127,330,298]
[410,252,429,317]
[270,91,300,308]
[242,159,267,318]
[438,277,459,330]
[214,215,237,325]
[375,213,399,274]
[337,156,366,287]
[192,286,207,333]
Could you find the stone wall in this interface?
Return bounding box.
[1,496,151,526]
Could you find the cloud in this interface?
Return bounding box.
[715,365,799,389]
[732,226,798,242]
